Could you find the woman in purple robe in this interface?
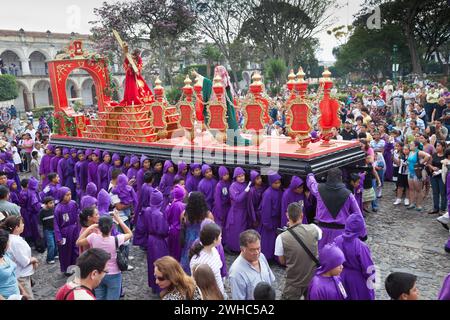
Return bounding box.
[438,273,450,300]
[151,159,163,188]
[213,166,231,229]
[26,177,43,244]
[166,185,186,261]
[137,155,151,196]
[75,150,89,201]
[197,164,217,211]
[108,153,122,182]
[186,163,202,193]
[225,167,250,252]
[260,171,282,261]
[174,161,188,181]
[97,151,111,192]
[54,187,80,274]
[97,189,111,216]
[122,155,131,174]
[159,160,175,213]
[57,148,76,200]
[334,214,375,300]
[39,145,54,188]
[143,189,169,293]
[247,170,266,233]
[126,155,140,192]
[7,179,19,205]
[281,176,305,227]
[50,147,63,174]
[308,243,347,300]
[87,149,101,190]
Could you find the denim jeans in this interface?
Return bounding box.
[431,175,447,211]
[95,273,122,300]
[43,229,58,262]
[445,124,450,141]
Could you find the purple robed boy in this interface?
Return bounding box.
[80,183,98,211]
[225,167,250,252]
[213,166,231,229]
[166,185,186,261]
[143,189,169,293]
[383,141,394,181]
[151,160,163,188]
[281,176,307,227]
[334,214,375,300]
[25,178,43,243]
[185,163,202,193]
[57,148,76,200]
[159,160,175,213]
[108,153,122,182]
[306,171,365,250]
[136,155,150,196]
[247,170,266,233]
[112,174,138,209]
[197,164,217,211]
[133,182,154,248]
[75,150,89,201]
[174,161,187,182]
[122,155,131,174]
[260,172,282,261]
[39,145,54,188]
[50,149,63,174]
[53,187,80,273]
[7,180,19,205]
[308,244,348,300]
[97,151,111,192]
[41,181,60,203]
[97,189,111,216]
[127,155,139,192]
[87,149,101,191]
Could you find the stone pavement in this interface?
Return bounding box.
[30,181,449,300]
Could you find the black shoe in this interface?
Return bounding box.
[64,272,74,277]
[428,210,440,215]
[445,246,450,253]
[372,208,378,212]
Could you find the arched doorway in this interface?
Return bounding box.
[29,51,48,75]
[81,78,97,107]
[32,80,52,107]
[0,50,22,76]
[14,82,29,112]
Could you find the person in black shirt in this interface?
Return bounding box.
[427,141,447,214]
[39,196,58,264]
[340,120,358,141]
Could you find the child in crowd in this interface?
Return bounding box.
[39,197,58,264]
[385,272,419,300]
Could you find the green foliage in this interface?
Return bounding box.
[33,106,54,119]
[166,87,182,104]
[264,58,287,87]
[183,64,207,78]
[0,75,19,101]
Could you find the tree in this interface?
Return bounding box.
[188,0,254,87]
[90,0,197,84]
[239,0,336,69]
[0,75,18,101]
[201,44,222,78]
[264,58,287,90]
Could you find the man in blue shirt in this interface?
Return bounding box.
[229,230,276,300]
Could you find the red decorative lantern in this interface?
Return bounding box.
[153,77,164,103]
[319,67,340,146]
[182,75,193,102]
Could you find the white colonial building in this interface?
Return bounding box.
[0,29,126,112]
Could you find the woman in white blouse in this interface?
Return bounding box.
[1,216,38,299]
[188,222,226,299]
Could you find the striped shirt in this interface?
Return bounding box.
[190,248,226,297]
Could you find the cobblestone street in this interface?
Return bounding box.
[30,182,450,300]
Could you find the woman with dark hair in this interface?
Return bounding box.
[1,216,38,299]
[405,142,431,212]
[154,256,202,300]
[179,191,214,274]
[76,210,132,300]
[189,223,225,298]
[427,141,447,214]
[0,229,27,300]
[192,264,224,300]
[78,207,100,255]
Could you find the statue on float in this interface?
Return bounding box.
[191,66,250,146]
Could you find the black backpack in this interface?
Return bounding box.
[114,236,128,272]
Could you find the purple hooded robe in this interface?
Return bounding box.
[383,141,394,181]
[24,177,42,243]
[260,172,283,261]
[97,189,111,216]
[50,151,62,174]
[247,170,266,233]
[126,155,139,192]
[39,145,54,188]
[306,173,365,250]
[165,185,186,261]
[174,161,187,182]
[143,189,169,292]
[108,153,122,182]
[75,150,89,201]
[281,176,304,227]
[122,155,130,175]
[136,155,150,196]
[438,273,450,300]
[185,163,202,193]
[133,182,154,248]
[212,166,231,229]
[308,243,348,300]
[334,214,375,300]
[53,187,80,273]
[159,160,175,213]
[225,167,250,252]
[57,148,76,200]
[97,151,111,192]
[7,180,19,205]
[87,149,101,191]
[197,164,218,211]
